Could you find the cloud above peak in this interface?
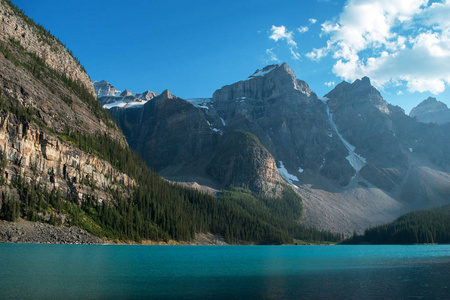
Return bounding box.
[269,25,301,60]
[269,25,297,47]
[307,0,450,94]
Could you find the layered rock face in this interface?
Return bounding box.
[410,97,450,125]
[0,1,133,209]
[0,1,95,95]
[0,17,125,144]
[0,111,134,204]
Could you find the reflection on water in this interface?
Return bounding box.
[1,244,449,299]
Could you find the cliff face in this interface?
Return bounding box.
[0,111,135,204]
[207,130,283,197]
[0,2,125,143]
[0,0,133,210]
[0,0,95,95]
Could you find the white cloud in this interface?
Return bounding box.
[306,47,329,61]
[307,0,450,95]
[266,48,280,62]
[325,81,335,87]
[298,26,309,33]
[269,25,301,60]
[290,49,301,60]
[269,25,297,47]
[309,18,317,24]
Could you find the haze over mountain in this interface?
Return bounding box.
[101,64,450,236]
[409,97,450,125]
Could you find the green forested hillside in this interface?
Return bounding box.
[1,129,342,244]
[343,205,450,244]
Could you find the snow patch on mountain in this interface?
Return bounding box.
[185,98,212,109]
[246,65,277,81]
[103,99,147,109]
[220,117,226,126]
[278,161,299,185]
[322,97,366,175]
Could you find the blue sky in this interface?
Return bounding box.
[11,0,450,113]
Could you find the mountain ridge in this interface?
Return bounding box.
[101,64,450,236]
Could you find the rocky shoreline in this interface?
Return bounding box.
[0,219,104,244]
[0,219,229,245]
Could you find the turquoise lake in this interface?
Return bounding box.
[1,244,450,299]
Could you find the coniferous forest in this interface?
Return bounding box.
[0,130,343,244]
[343,205,450,244]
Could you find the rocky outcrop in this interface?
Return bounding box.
[94,80,121,97]
[0,111,135,204]
[207,130,283,196]
[0,1,95,95]
[410,97,450,125]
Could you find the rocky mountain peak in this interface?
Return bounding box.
[326,77,388,114]
[120,89,133,97]
[93,80,121,97]
[159,89,174,100]
[138,90,159,101]
[248,64,279,79]
[213,63,316,114]
[409,97,450,124]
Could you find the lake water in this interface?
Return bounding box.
[1,244,450,299]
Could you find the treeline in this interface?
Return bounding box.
[343,205,450,244]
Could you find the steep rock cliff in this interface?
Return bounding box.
[0,0,95,95]
[0,111,135,203]
[0,0,133,212]
[207,130,283,196]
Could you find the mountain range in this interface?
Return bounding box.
[1,0,449,243]
[3,0,336,245]
[99,64,450,236]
